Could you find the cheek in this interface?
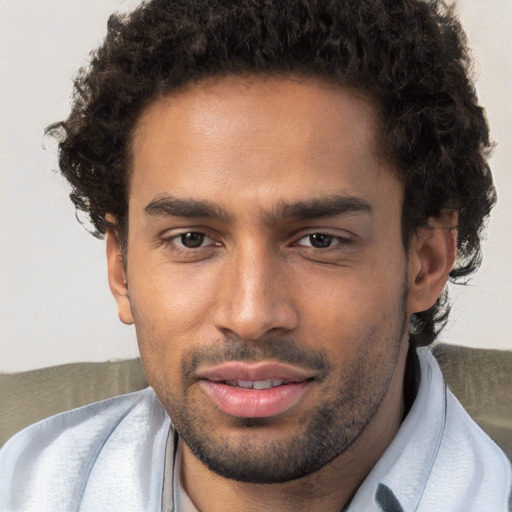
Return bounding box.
[298,266,406,348]
[128,261,219,355]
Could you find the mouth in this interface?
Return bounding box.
[223,379,294,389]
[196,362,316,419]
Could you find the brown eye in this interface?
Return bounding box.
[180,232,206,248]
[295,233,350,251]
[308,233,334,248]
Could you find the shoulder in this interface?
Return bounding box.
[354,348,511,512]
[419,349,511,511]
[0,387,171,512]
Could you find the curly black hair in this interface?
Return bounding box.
[48,0,496,346]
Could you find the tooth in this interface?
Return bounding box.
[223,380,287,389]
[252,380,272,390]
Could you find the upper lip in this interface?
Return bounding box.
[195,361,317,383]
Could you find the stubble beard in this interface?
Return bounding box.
[148,292,409,484]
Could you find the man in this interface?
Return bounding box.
[1,0,510,510]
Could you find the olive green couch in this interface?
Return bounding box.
[1,344,511,461]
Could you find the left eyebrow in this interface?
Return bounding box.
[267,195,373,223]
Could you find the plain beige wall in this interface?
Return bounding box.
[0,0,511,372]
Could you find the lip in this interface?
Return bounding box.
[197,362,315,418]
[196,361,316,382]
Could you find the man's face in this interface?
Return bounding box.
[117,76,412,483]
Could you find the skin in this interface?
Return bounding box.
[107,75,456,511]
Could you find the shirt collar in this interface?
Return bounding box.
[347,347,447,511]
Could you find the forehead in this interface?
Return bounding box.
[129,75,399,216]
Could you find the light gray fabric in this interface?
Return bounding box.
[0,388,170,512]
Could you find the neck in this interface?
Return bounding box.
[180,343,410,512]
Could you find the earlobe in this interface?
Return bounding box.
[407,212,458,314]
[106,231,134,325]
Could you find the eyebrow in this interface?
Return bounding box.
[145,196,232,221]
[144,194,373,223]
[268,195,373,222]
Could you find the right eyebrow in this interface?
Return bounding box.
[144,195,232,222]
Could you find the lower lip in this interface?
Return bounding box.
[200,381,310,418]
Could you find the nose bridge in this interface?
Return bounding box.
[213,237,297,340]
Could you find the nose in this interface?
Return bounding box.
[213,242,299,341]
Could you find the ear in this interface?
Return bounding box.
[407,212,458,313]
[106,231,134,325]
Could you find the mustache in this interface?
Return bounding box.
[182,336,332,380]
